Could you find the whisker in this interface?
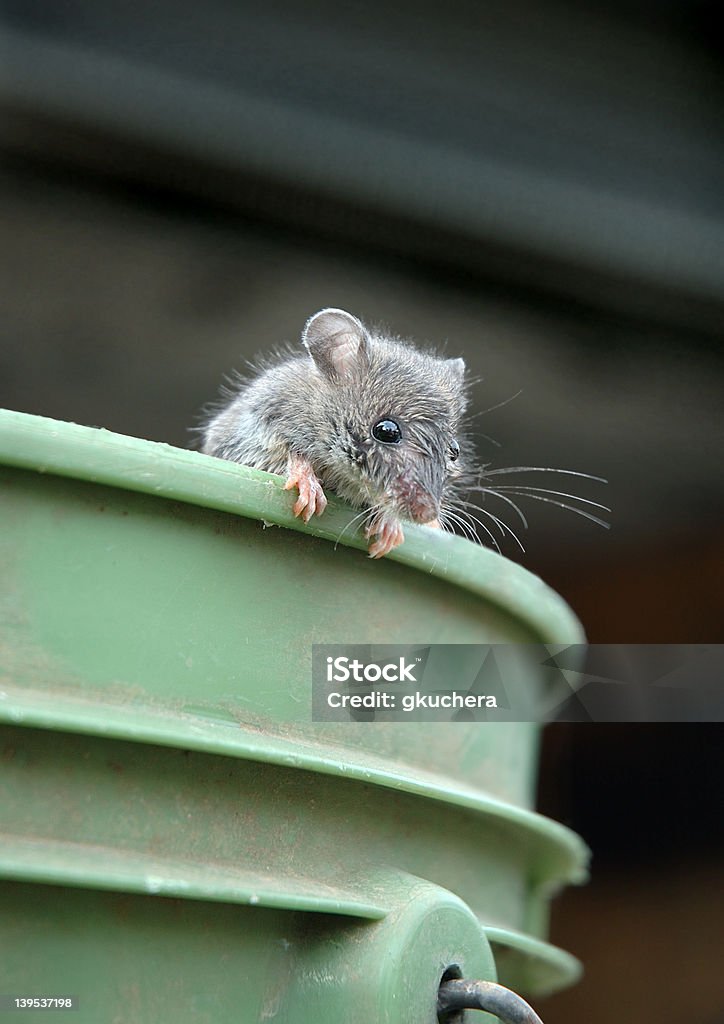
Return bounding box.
[444,507,500,552]
[462,391,526,449]
[463,504,526,553]
[487,490,610,529]
[440,506,479,545]
[479,466,608,484]
[437,511,454,535]
[464,389,524,422]
[333,505,379,549]
[441,505,482,544]
[455,499,505,536]
[471,431,502,448]
[484,485,611,513]
[453,510,486,548]
[472,487,529,530]
[456,500,526,553]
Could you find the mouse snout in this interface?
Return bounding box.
[397,481,440,524]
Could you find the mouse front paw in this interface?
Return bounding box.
[284,454,328,522]
[365,515,405,559]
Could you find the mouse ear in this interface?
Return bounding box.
[444,357,466,384]
[302,308,370,381]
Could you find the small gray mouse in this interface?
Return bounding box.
[200,308,469,557]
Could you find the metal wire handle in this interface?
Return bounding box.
[437,979,544,1024]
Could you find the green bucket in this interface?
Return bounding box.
[0,410,587,1023]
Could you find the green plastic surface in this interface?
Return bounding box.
[0,410,588,1022]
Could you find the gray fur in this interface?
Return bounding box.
[201,308,469,524]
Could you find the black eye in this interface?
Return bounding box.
[449,439,460,462]
[372,419,402,444]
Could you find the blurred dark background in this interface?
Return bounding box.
[1,2,722,1022]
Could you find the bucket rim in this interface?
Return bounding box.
[0,409,585,646]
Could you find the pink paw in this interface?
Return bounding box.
[365,516,405,559]
[284,455,327,522]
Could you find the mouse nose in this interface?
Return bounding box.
[395,477,440,524]
[407,490,439,524]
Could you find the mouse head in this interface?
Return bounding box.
[302,308,468,523]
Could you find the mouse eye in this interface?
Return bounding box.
[449,439,460,462]
[372,419,402,444]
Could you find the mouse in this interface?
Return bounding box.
[199,307,469,557]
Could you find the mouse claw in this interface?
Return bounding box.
[284,455,327,522]
[365,517,405,559]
